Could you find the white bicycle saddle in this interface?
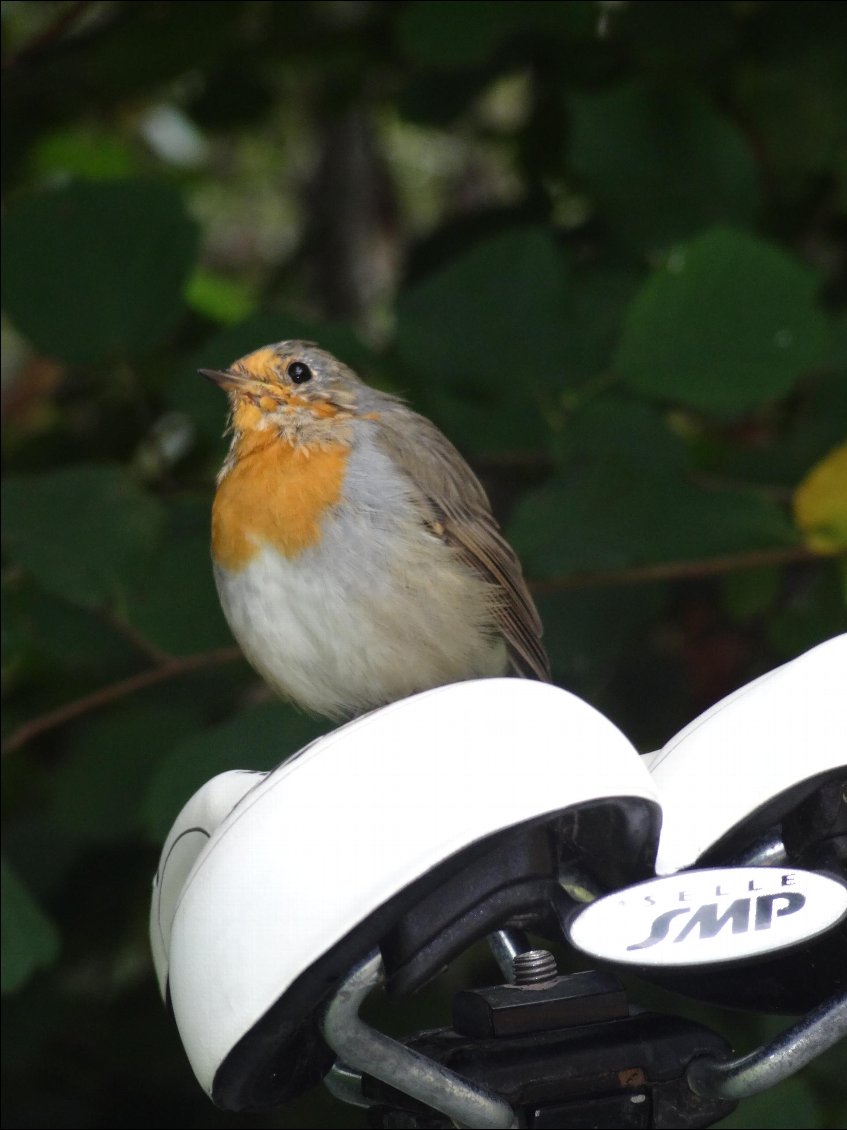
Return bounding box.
[627,633,846,1014]
[646,632,846,877]
[151,678,660,1108]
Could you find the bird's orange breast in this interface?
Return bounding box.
[212,431,349,570]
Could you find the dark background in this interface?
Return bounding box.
[2,2,845,1127]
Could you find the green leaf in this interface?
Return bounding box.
[395,227,572,450]
[184,268,258,326]
[2,465,165,610]
[2,575,137,676]
[398,227,572,386]
[735,29,847,197]
[27,127,139,182]
[699,364,847,488]
[510,398,796,575]
[397,1,595,68]
[536,585,665,698]
[768,564,847,659]
[47,703,204,843]
[722,568,781,622]
[553,396,688,473]
[141,701,327,842]
[620,2,738,77]
[2,181,199,363]
[569,84,758,252]
[124,496,232,654]
[615,227,830,413]
[1,857,60,994]
[559,263,640,385]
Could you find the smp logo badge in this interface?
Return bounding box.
[567,867,847,967]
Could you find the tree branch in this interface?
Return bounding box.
[100,608,176,666]
[529,545,825,593]
[2,1,94,68]
[2,646,243,757]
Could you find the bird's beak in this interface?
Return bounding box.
[199,367,243,391]
[199,368,276,401]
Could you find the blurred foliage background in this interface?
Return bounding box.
[2,2,846,1127]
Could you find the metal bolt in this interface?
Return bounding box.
[512,949,558,986]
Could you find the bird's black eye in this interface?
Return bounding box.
[287,361,313,385]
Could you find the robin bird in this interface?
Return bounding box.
[201,341,550,721]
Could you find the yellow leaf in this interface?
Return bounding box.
[793,442,847,554]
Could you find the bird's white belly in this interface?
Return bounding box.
[214,509,507,719]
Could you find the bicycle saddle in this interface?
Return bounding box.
[151,678,660,1109]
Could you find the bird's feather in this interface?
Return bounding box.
[369,403,551,682]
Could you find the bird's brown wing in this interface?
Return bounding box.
[371,405,551,682]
